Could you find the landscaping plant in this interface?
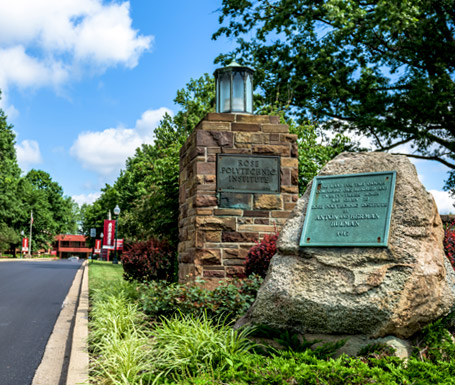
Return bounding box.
[121,238,175,282]
[245,232,279,278]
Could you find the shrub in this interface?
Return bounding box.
[245,233,279,278]
[443,221,455,269]
[139,275,263,322]
[121,238,175,282]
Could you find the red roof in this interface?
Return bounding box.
[55,234,87,242]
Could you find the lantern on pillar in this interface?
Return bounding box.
[214,61,254,114]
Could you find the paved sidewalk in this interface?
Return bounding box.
[31,260,89,385]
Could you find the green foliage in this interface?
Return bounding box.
[89,284,153,385]
[138,275,263,323]
[148,312,255,382]
[214,0,455,192]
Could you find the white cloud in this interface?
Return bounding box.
[429,190,455,215]
[0,0,153,92]
[70,107,172,176]
[72,192,101,206]
[15,139,42,170]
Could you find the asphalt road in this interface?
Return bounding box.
[0,260,82,385]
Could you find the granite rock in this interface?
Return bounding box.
[238,152,455,339]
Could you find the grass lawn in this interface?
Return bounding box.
[88,260,124,290]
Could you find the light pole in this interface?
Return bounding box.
[113,205,120,264]
[100,232,104,261]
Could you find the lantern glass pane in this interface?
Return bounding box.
[220,74,231,113]
[232,71,245,111]
[246,73,253,113]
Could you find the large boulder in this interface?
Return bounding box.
[239,152,455,339]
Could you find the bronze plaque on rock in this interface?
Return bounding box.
[300,171,396,247]
[216,154,280,194]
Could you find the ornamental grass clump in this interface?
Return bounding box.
[149,312,255,381]
[89,287,153,385]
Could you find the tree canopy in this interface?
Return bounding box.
[214,0,455,189]
[0,91,78,254]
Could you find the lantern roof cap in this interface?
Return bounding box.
[214,61,255,75]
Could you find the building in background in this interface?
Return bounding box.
[53,235,91,259]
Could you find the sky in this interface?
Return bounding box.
[1,0,454,214]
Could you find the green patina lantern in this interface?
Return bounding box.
[214,61,255,114]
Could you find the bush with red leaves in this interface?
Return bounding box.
[245,233,279,278]
[121,238,175,282]
[444,221,455,270]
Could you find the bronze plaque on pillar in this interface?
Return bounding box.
[216,154,280,194]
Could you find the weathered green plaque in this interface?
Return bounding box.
[216,154,280,194]
[300,171,396,247]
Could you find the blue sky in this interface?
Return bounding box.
[1,0,453,213]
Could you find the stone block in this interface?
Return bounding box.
[196,130,233,147]
[269,116,280,124]
[223,259,245,266]
[291,168,299,185]
[222,232,258,243]
[253,145,290,156]
[214,208,243,216]
[236,115,271,123]
[223,248,240,259]
[234,132,269,144]
[195,208,214,216]
[238,224,276,232]
[261,124,289,133]
[219,193,252,210]
[254,218,270,225]
[291,143,298,157]
[196,121,230,131]
[254,194,283,210]
[231,123,260,132]
[205,231,221,243]
[284,202,296,210]
[196,217,236,231]
[196,162,215,175]
[243,210,269,218]
[221,148,251,154]
[194,195,217,208]
[205,175,216,183]
[279,134,298,143]
[281,158,298,168]
[281,185,299,193]
[203,270,225,278]
[197,249,221,265]
[226,266,246,278]
[238,217,253,224]
[205,112,236,122]
[280,168,291,185]
[271,211,292,219]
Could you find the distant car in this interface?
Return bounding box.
[68,256,79,261]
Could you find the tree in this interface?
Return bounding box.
[22,170,78,250]
[0,103,22,254]
[214,0,455,190]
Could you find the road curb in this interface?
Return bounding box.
[66,260,89,385]
[31,260,88,385]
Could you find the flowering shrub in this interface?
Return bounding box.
[138,275,263,322]
[245,233,279,278]
[444,221,455,269]
[121,238,175,282]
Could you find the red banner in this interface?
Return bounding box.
[103,220,116,249]
[94,239,102,254]
[22,238,29,252]
[115,239,124,251]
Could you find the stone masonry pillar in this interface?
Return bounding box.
[178,113,298,287]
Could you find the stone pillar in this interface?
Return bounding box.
[178,113,298,287]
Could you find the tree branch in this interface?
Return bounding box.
[389,153,455,169]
